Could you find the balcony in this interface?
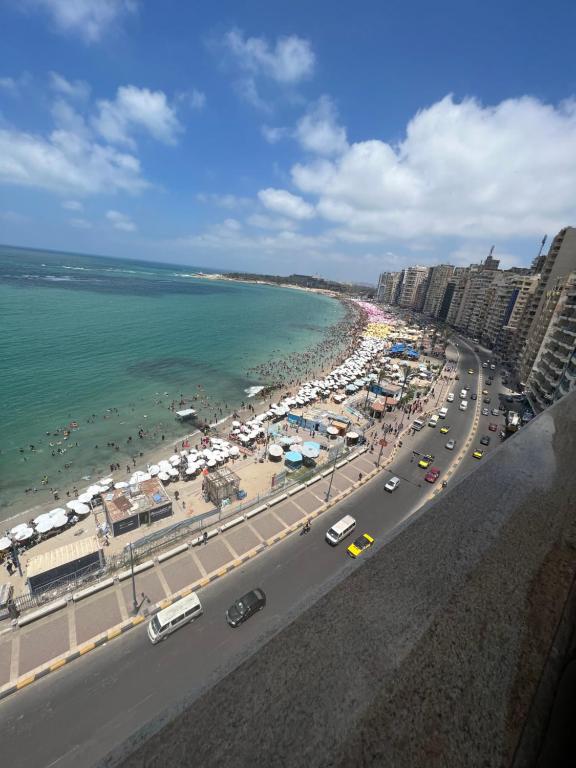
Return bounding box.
[115,392,576,768]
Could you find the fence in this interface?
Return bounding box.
[8,439,355,616]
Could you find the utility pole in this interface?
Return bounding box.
[324,443,341,502]
[129,542,138,615]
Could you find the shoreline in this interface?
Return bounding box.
[1,298,366,529]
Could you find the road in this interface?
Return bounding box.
[0,339,508,768]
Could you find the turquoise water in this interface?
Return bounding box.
[0,245,346,520]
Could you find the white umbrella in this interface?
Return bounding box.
[10,523,28,536]
[170,456,181,466]
[35,519,54,535]
[0,537,12,551]
[114,481,130,489]
[74,503,91,516]
[158,472,170,482]
[34,512,52,525]
[268,444,283,458]
[185,466,197,475]
[207,459,216,468]
[15,527,35,542]
[300,445,320,459]
[327,426,339,435]
[99,477,113,486]
[87,485,103,495]
[131,470,150,483]
[169,454,180,463]
[232,420,241,428]
[168,467,179,477]
[78,492,93,504]
[66,500,83,511]
[229,446,239,456]
[51,515,68,529]
[49,507,67,516]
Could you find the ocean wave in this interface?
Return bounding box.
[245,385,265,398]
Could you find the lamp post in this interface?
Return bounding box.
[11,541,22,577]
[397,364,411,408]
[324,443,341,502]
[129,542,138,615]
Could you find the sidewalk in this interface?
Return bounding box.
[0,357,463,699]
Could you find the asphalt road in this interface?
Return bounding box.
[0,339,508,768]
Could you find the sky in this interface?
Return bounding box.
[1,0,576,282]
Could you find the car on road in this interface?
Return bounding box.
[347,533,375,558]
[490,364,496,370]
[447,392,454,402]
[439,424,450,434]
[418,454,434,468]
[482,407,489,416]
[424,467,441,483]
[226,588,266,627]
[468,369,474,374]
[470,393,477,400]
[482,362,488,368]
[488,422,498,432]
[480,435,491,446]
[473,449,484,460]
[384,476,400,492]
[491,408,501,416]
[482,389,488,395]
[446,439,456,450]
[483,396,491,404]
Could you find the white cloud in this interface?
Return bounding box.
[223,30,315,84]
[69,217,92,229]
[290,94,576,241]
[196,193,252,210]
[295,96,348,156]
[0,77,18,94]
[177,89,206,111]
[261,124,290,144]
[62,200,83,210]
[258,188,315,220]
[93,85,182,147]
[26,0,137,43]
[106,209,136,231]
[0,126,148,195]
[0,210,29,223]
[247,213,297,230]
[0,72,31,96]
[49,71,90,101]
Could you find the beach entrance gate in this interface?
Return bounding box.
[204,467,241,506]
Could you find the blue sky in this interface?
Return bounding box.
[1,0,576,281]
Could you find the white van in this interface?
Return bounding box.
[438,406,448,419]
[326,515,356,545]
[447,393,454,402]
[428,414,439,428]
[412,419,425,431]
[459,400,468,411]
[459,389,467,399]
[147,592,203,644]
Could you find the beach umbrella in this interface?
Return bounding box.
[35,519,54,535]
[228,446,239,456]
[268,444,283,459]
[185,466,196,476]
[232,420,241,428]
[169,454,180,464]
[114,481,130,489]
[289,435,302,444]
[284,451,302,463]
[0,536,12,551]
[10,523,29,536]
[300,445,320,459]
[34,512,52,525]
[303,441,321,451]
[99,477,113,486]
[78,492,93,504]
[74,503,91,516]
[15,527,35,542]
[87,485,103,495]
[158,472,170,482]
[290,444,305,453]
[168,467,179,477]
[327,426,339,436]
[51,515,68,529]
[207,459,216,468]
[131,470,150,483]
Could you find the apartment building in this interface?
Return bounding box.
[398,266,430,309]
[493,275,540,362]
[422,265,455,317]
[517,227,576,384]
[527,272,576,411]
[376,271,402,304]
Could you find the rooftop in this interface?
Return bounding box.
[103,478,171,524]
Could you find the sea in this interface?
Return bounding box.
[0,245,347,523]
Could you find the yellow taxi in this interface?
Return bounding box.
[347,533,375,558]
[418,454,434,468]
[468,368,474,375]
[439,425,450,434]
[472,449,484,460]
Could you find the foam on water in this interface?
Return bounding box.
[245,385,265,398]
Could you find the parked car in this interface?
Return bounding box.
[447,393,454,402]
[481,408,489,416]
[425,467,441,483]
[480,435,491,446]
[226,589,266,627]
[446,439,456,450]
[488,422,498,432]
[491,408,501,416]
[473,449,484,460]
[439,425,451,434]
[384,476,400,492]
[470,393,477,400]
[483,396,491,404]
[418,454,434,468]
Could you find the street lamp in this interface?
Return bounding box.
[129,542,138,615]
[324,442,342,502]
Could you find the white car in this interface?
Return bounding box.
[384,476,400,492]
[447,393,454,402]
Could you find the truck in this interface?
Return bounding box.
[506,412,520,432]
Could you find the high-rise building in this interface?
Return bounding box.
[376,271,402,305]
[422,265,455,317]
[493,274,540,362]
[398,266,430,309]
[445,267,471,326]
[517,227,576,384]
[527,272,576,411]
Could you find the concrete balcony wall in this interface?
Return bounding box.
[113,391,576,768]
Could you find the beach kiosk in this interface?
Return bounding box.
[175,408,196,422]
[103,478,173,537]
[26,536,104,593]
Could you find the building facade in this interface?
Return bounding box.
[422,265,455,318]
[398,266,430,309]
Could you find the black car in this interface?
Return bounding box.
[483,396,491,404]
[486,379,493,385]
[470,393,477,400]
[480,435,491,446]
[226,588,266,627]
